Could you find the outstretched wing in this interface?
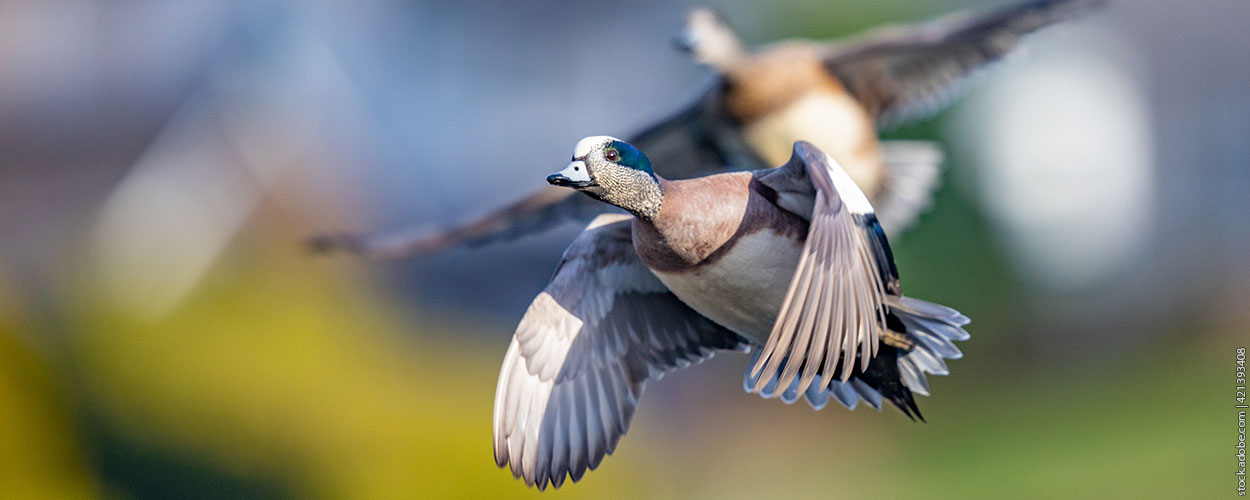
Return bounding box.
[823,0,1105,128]
[751,142,901,399]
[307,187,607,259]
[308,82,762,260]
[875,140,945,236]
[493,214,746,490]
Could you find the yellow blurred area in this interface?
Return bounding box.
[0,278,99,500]
[56,217,666,499]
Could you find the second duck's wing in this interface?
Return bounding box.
[822,0,1104,128]
[630,80,764,178]
[493,214,746,490]
[751,142,901,399]
[307,187,608,260]
[875,140,945,236]
[308,82,761,260]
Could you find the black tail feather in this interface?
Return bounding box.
[854,345,925,421]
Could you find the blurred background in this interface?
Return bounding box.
[1,0,1246,498]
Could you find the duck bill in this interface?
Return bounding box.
[547,161,594,188]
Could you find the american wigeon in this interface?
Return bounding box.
[493,137,969,489]
[311,0,1102,259]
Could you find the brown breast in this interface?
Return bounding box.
[632,172,808,273]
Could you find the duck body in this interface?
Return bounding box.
[493,137,972,490]
[632,172,806,344]
[721,42,886,198]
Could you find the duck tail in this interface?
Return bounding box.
[883,296,971,409]
[812,296,970,421]
[745,296,969,420]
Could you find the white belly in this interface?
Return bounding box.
[651,231,803,345]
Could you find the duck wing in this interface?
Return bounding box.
[307,82,761,260]
[875,140,945,236]
[751,141,901,399]
[630,80,764,178]
[823,0,1104,128]
[493,214,746,490]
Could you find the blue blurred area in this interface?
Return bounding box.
[0,1,1247,498]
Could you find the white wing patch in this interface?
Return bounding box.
[821,151,874,215]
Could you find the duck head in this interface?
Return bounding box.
[548,136,663,220]
[672,5,745,72]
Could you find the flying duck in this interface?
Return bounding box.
[311,0,1102,259]
[493,137,970,489]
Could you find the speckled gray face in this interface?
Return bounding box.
[547,136,665,220]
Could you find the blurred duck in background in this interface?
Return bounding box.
[311,0,1103,258]
[494,137,970,489]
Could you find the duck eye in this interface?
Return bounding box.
[604,148,620,162]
